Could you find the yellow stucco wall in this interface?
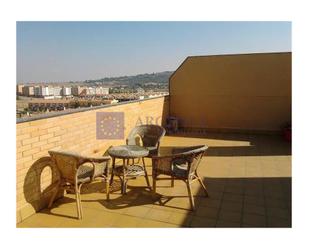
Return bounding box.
[16,96,169,223]
[169,52,291,132]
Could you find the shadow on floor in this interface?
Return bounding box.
[165,132,291,157]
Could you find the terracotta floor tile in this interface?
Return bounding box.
[267,216,291,227]
[168,212,193,227]
[198,198,222,209]
[218,210,242,223]
[224,185,244,195]
[216,220,241,227]
[267,207,290,220]
[244,195,265,206]
[137,219,178,228]
[194,206,219,219]
[111,215,144,228]
[190,216,217,227]
[265,197,288,209]
[243,203,266,216]
[122,205,151,218]
[243,213,266,227]
[146,208,173,222]
[222,193,243,203]
[221,200,243,213]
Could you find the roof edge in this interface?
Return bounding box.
[185,51,291,59]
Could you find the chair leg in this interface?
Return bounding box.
[171,176,175,187]
[142,157,151,190]
[122,159,127,194]
[152,175,156,194]
[196,173,209,197]
[186,181,195,211]
[105,177,110,201]
[78,184,84,219]
[122,178,127,194]
[110,157,116,185]
[75,185,82,219]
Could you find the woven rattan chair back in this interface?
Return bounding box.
[127,125,166,147]
[49,150,82,183]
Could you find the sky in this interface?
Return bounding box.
[16,21,291,83]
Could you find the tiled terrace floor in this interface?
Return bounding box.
[17,132,291,228]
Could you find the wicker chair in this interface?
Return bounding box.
[151,145,209,210]
[126,125,166,157]
[48,150,110,219]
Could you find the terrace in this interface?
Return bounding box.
[17,131,291,228]
[16,52,291,228]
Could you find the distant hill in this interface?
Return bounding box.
[84,71,173,86]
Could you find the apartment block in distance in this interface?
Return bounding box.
[34,86,50,97]
[87,87,96,96]
[52,87,62,98]
[22,86,35,96]
[16,84,24,95]
[71,86,88,96]
[95,87,109,95]
[62,87,72,96]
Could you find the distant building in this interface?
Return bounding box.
[16,84,24,95]
[48,87,54,96]
[22,86,35,96]
[52,87,62,97]
[87,87,96,95]
[62,87,72,96]
[95,87,109,95]
[72,86,87,96]
[33,86,40,97]
[34,86,50,97]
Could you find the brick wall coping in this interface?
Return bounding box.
[17,95,169,124]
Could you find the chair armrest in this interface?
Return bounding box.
[172,147,190,154]
[156,141,161,150]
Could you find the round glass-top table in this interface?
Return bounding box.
[108,145,151,194]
